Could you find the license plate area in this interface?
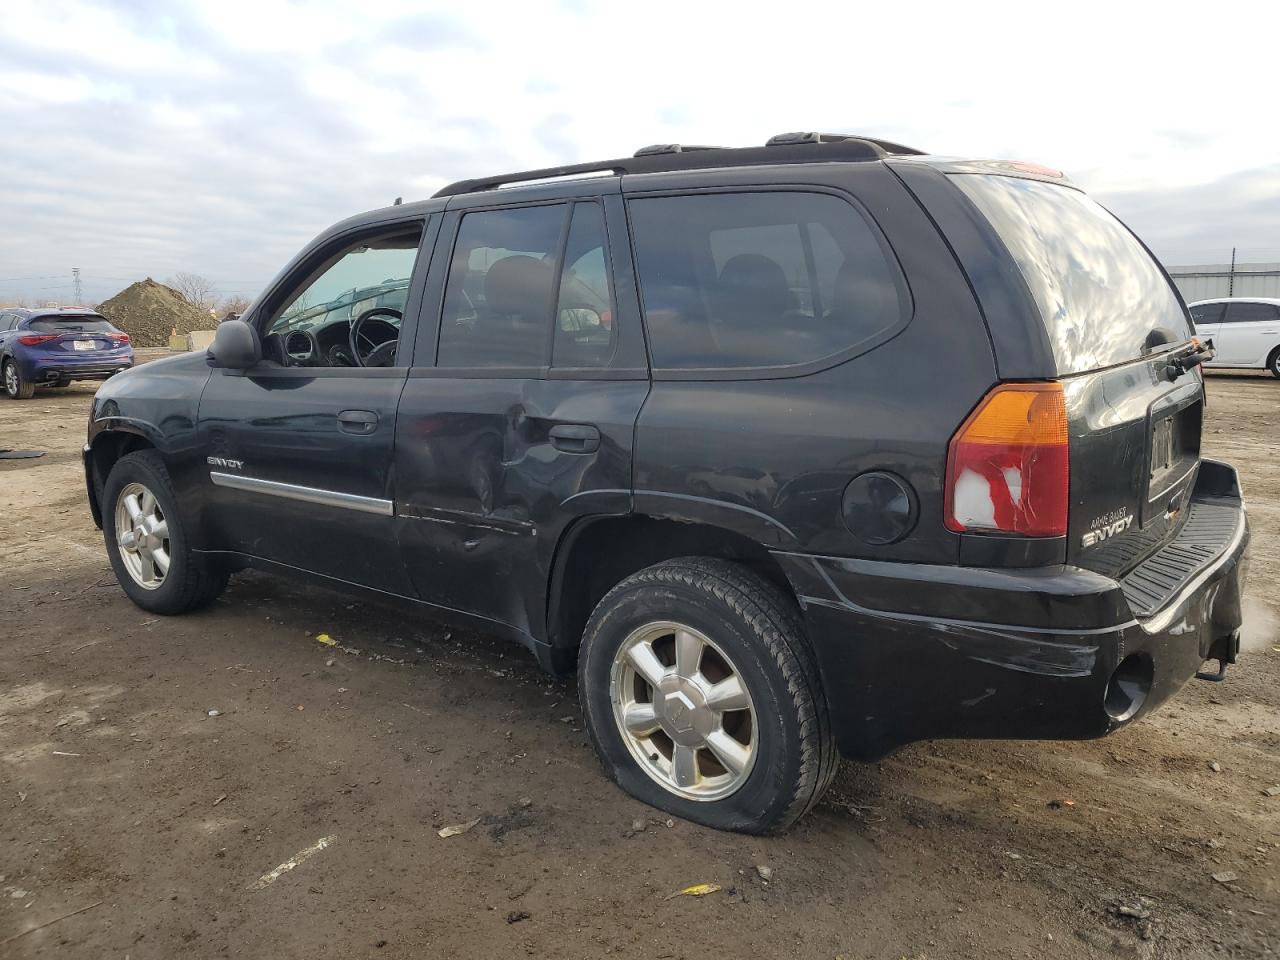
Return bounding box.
[73,339,96,351]
[1145,390,1202,525]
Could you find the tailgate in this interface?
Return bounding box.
[1064,357,1203,577]
[27,315,121,352]
[52,332,114,353]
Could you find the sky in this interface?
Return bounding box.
[1,0,1278,306]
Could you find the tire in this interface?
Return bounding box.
[102,450,228,614]
[1268,347,1280,380]
[3,359,35,399]
[578,558,837,833]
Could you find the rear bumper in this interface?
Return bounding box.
[19,353,133,383]
[775,459,1249,761]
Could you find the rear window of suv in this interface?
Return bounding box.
[29,316,116,333]
[628,191,906,371]
[952,175,1191,375]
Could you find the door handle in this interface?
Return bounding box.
[549,423,601,453]
[337,409,379,435]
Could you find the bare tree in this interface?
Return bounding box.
[217,294,252,317]
[167,272,216,311]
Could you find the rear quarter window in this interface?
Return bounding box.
[627,191,907,371]
[952,174,1191,374]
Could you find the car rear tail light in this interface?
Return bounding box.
[110,333,130,344]
[945,382,1069,538]
[18,334,59,346]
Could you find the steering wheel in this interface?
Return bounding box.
[349,307,402,368]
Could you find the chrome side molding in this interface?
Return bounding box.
[209,472,394,517]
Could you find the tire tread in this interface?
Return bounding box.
[581,557,837,832]
[4,360,35,399]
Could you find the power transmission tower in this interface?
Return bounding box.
[72,267,82,303]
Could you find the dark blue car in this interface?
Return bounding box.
[0,307,133,399]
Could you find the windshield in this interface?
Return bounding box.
[952,174,1191,374]
[30,316,116,333]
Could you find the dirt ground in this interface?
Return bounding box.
[2,366,1277,959]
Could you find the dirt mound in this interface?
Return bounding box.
[97,278,215,347]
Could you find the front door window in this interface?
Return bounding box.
[264,226,423,368]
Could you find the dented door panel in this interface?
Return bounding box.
[393,376,648,636]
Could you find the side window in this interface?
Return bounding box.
[1189,302,1225,327]
[265,226,422,368]
[439,205,565,368]
[628,191,906,370]
[1223,301,1280,324]
[553,203,616,368]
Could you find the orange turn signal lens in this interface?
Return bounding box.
[945,383,1069,538]
[955,382,1067,447]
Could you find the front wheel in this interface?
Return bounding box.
[1268,347,1280,380]
[103,450,228,614]
[579,558,837,833]
[3,359,34,399]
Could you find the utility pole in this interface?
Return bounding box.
[1228,248,1236,297]
[72,267,82,304]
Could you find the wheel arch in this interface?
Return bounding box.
[544,513,799,673]
[87,428,159,527]
[1266,343,1280,375]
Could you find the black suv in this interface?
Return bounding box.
[85,134,1248,833]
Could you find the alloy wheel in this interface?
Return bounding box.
[609,621,757,801]
[3,362,16,397]
[114,481,171,590]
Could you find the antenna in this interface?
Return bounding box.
[72,267,82,303]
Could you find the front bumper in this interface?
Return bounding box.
[776,459,1249,761]
[83,443,103,528]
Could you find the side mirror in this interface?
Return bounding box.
[207,319,262,370]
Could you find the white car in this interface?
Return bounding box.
[1188,297,1280,378]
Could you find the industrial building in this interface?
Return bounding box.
[1167,261,1280,301]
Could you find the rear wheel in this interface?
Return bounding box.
[103,450,228,614]
[3,359,35,399]
[1268,347,1280,379]
[578,558,837,833]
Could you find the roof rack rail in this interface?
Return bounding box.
[766,132,926,155]
[633,143,722,157]
[432,138,912,198]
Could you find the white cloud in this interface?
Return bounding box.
[0,0,1277,304]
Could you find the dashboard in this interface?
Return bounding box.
[269,316,399,368]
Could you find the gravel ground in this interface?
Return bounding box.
[1,369,1277,959]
